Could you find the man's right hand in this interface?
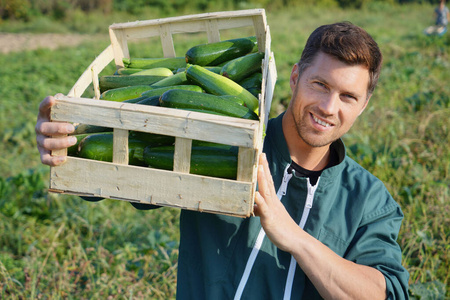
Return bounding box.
[35,95,77,166]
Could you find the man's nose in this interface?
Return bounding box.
[318,93,339,115]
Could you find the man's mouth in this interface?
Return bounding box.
[312,114,332,128]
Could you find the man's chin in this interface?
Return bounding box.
[299,132,337,148]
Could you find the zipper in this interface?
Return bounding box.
[283,177,320,300]
[276,164,293,199]
[234,164,293,300]
[234,164,320,300]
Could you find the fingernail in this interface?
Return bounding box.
[56,156,66,164]
[69,136,77,145]
[66,124,75,133]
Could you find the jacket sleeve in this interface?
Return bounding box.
[344,187,410,300]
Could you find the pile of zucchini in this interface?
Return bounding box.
[70,36,264,179]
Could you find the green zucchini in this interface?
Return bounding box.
[247,87,261,97]
[123,57,186,71]
[140,85,203,98]
[68,133,97,156]
[248,36,259,53]
[151,71,190,87]
[72,124,112,135]
[143,145,238,179]
[99,75,166,92]
[180,108,231,117]
[185,64,259,113]
[191,140,236,150]
[77,132,173,166]
[176,66,222,74]
[185,37,254,66]
[131,67,174,77]
[159,89,258,120]
[219,95,246,106]
[129,131,175,147]
[204,66,223,74]
[238,72,262,90]
[117,68,143,75]
[220,52,264,82]
[100,85,155,102]
[136,95,161,106]
[122,95,151,103]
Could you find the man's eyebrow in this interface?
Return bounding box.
[307,75,329,86]
[309,75,325,82]
[309,75,365,99]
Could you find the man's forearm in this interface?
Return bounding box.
[289,227,386,300]
[255,154,387,299]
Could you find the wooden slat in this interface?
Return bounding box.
[68,44,114,97]
[236,147,257,182]
[206,19,221,42]
[174,137,192,173]
[109,28,129,68]
[252,15,267,52]
[50,157,253,217]
[109,9,265,30]
[264,52,277,128]
[262,26,276,129]
[91,66,101,100]
[51,96,259,148]
[113,128,129,164]
[160,23,176,57]
[119,16,255,40]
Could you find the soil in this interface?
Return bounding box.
[0,32,107,54]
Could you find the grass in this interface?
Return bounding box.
[0,3,449,299]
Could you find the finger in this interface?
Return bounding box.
[257,154,276,201]
[38,96,55,120]
[260,153,275,188]
[36,134,77,151]
[253,191,268,217]
[35,121,75,137]
[36,95,75,136]
[38,145,67,166]
[257,160,269,196]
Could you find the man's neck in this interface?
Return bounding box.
[282,111,331,172]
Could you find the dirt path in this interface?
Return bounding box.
[0,32,107,54]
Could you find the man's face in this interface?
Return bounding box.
[287,52,371,148]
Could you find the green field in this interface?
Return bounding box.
[0,3,449,299]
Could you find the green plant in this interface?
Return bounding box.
[0,3,448,297]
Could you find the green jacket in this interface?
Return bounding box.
[176,113,409,299]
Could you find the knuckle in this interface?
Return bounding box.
[35,122,44,135]
[40,154,52,166]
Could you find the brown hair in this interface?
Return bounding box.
[297,21,383,96]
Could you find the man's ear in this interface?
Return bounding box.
[359,94,371,116]
[290,64,299,92]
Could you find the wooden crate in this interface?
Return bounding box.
[49,9,277,218]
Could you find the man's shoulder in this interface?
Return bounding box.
[339,156,402,221]
[341,154,380,182]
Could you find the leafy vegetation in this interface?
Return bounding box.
[0,3,448,299]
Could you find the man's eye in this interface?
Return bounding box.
[314,82,326,88]
[342,94,357,101]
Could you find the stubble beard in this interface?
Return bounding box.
[291,108,340,148]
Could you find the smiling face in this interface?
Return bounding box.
[286,51,371,149]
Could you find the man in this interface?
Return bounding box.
[36,22,409,299]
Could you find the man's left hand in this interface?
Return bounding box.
[254,153,301,253]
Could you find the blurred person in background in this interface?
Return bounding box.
[424,0,449,35]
